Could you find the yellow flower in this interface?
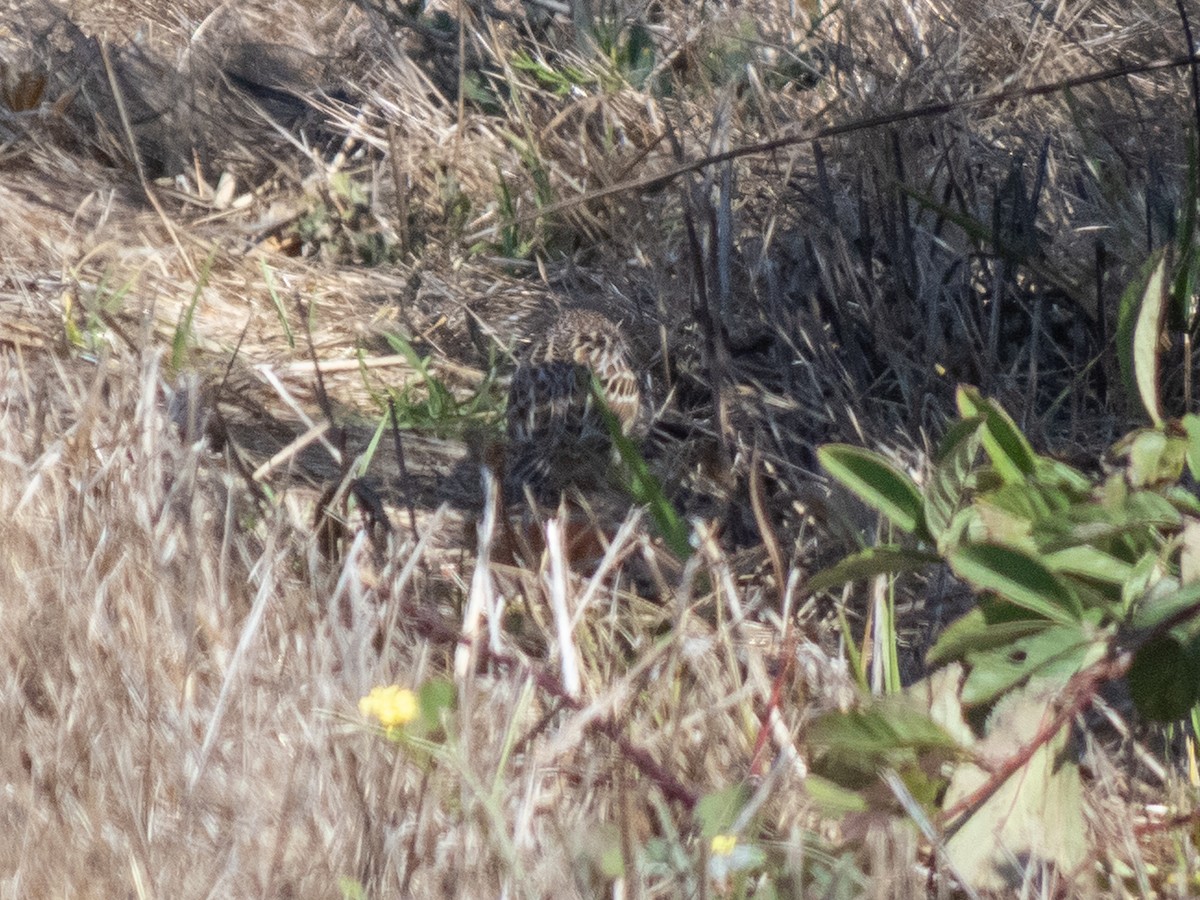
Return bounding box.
[710,834,737,857]
[708,833,762,883]
[359,685,419,730]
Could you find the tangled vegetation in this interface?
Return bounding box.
[4,0,1200,895]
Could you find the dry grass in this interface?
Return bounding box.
[0,343,846,896]
[2,0,1199,895]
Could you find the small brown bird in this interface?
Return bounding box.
[505,309,642,503]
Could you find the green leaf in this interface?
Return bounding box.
[803,774,869,815]
[808,702,962,791]
[1041,545,1133,586]
[1127,429,1186,488]
[1183,519,1200,585]
[1128,635,1200,722]
[1086,478,1184,545]
[926,418,983,543]
[955,387,1036,483]
[1130,576,1200,632]
[1031,457,1093,495]
[837,604,868,692]
[927,606,1058,667]
[1042,501,1176,557]
[1183,414,1200,481]
[807,545,939,594]
[1170,140,1200,331]
[808,704,960,758]
[418,678,456,733]
[1122,551,1164,614]
[171,249,216,370]
[260,259,295,350]
[1165,485,1200,517]
[818,445,925,535]
[970,495,1037,548]
[974,479,1075,546]
[1116,249,1168,425]
[1170,244,1200,333]
[599,382,691,558]
[385,332,433,378]
[949,544,1083,624]
[696,784,750,839]
[937,505,984,553]
[587,823,626,879]
[959,622,1106,707]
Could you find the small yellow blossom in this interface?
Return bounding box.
[710,834,738,857]
[708,832,762,884]
[359,685,419,730]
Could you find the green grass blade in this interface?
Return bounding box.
[260,259,295,350]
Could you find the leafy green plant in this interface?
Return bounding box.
[485,165,538,262]
[810,383,1200,889]
[696,18,759,90]
[379,333,504,437]
[436,167,472,242]
[259,259,295,350]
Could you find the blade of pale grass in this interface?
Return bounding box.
[572,508,643,628]
[545,516,581,699]
[457,465,498,681]
[870,571,901,695]
[882,769,983,900]
[251,420,331,482]
[256,365,343,465]
[355,410,390,478]
[189,533,277,794]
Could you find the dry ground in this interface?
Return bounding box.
[0,0,1197,896]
